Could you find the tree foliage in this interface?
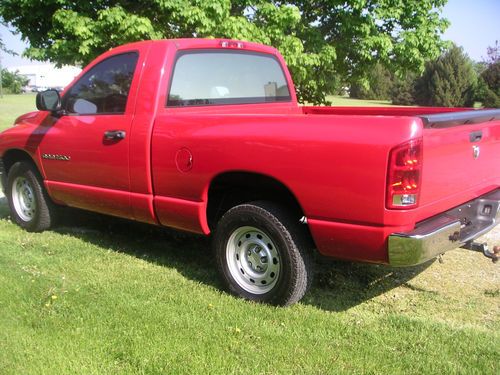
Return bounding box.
[477,62,500,107]
[390,72,417,106]
[414,45,476,107]
[0,37,8,54]
[483,40,499,65]
[0,69,29,94]
[0,0,449,104]
[481,62,500,95]
[478,41,500,107]
[349,63,393,100]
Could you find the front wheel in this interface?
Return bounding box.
[213,201,314,306]
[6,161,58,232]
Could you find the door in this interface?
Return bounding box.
[39,51,140,218]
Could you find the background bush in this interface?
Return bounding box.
[1,69,29,94]
[390,73,418,106]
[413,45,476,107]
[349,64,393,100]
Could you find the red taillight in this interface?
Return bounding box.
[386,139,422,209]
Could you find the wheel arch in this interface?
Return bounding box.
[206,171,308,232]
[2,149,39,175]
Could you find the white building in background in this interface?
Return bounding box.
[7,64,81,90]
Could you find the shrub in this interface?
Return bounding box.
[480,61,499,96]
[414,45,476,107]
[1,69,29,94]
[349,64,393,100]
[482,87,500,108]
[391,73,417,105]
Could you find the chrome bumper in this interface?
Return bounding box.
[388,189,500,266]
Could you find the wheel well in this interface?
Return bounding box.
[207,172,305,230]
[2,149,36,175]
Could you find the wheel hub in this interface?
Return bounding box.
[12,176,37,222]
[226,226,280,294]
[246,245,269,272]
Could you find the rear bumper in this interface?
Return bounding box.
[388,189,500,266]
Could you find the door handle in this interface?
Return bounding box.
[469,130,482,143]
[104,130,126,140]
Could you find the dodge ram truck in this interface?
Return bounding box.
[0,39,499,305]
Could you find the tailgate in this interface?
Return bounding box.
[418,109,500,218]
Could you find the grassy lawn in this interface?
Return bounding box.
[326,95,393,107]
[0,94,36,131]
[0,95,499,374]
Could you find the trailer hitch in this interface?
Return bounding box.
[461,242,499,263]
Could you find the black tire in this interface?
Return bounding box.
[213,201,314,306]
[6,161,58,232]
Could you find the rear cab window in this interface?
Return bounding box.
[167,50,291,107]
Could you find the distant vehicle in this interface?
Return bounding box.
[31,86,65,93]
[0,39,499,306]
[33,86,49,92]
[20,86,36,93]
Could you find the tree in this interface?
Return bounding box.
[390,72,418,106]
[1,28,16,55]
[483,40,499,65]
[349,63,393,100]
[473,41,500,107]
[1,27,18,97]
[0,37,9,54]
[414,45,476,107]
[480,41,499,96]
[477,61,500,108]
[0,0,449,104]
[481,85,500,107]
[0,69,29,94]
[481,62,500,95]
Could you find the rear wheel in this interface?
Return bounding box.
[213,201,314,306]
[6,161,58,232]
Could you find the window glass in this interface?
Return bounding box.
[63,52,138,114]
[168,51,291,107]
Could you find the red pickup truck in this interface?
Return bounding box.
[1,39,499,305]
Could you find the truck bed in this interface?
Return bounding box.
[303,105,500,225]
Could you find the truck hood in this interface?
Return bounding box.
[14,111,40,125]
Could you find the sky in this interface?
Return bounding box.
[1,0,499,68]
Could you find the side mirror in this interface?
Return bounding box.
[36,89,62,112]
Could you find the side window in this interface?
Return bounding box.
[63,52,139,115]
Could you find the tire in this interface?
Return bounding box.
[213,201,314,306]
[6,161,58,232]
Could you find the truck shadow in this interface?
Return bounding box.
[302,258,433,311]
[0,199,431,312]
[0,196,8,218]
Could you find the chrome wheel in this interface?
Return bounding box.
[11,176,37,222]
[226,226,281,294]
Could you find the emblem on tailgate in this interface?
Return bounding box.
[472,145,480,160]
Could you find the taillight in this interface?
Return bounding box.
[386,139,422,209]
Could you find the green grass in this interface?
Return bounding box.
[0,94,36,131]
[326,95,394,107]
[0,94,499,374]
